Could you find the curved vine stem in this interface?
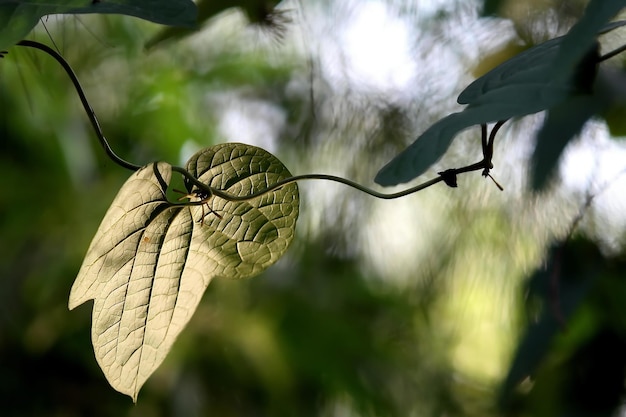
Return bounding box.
[211,171,444,201]
[13,39,497,205]
[15,40,142,172]
[170,165,449,202]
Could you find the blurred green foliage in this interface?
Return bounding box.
[1,1,626,416]
[503,237,626,417]
[0,10,462,417]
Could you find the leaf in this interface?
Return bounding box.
[374,18,617,186]
[471,41,529,79]
[552,0,626,79]
[69,142,299,401]
[481,0,506,16]
[0,0,197,50]
[530,95,602,191]
[531,44,626,190]
[375,37,574,186]
[457,36,566,106]
[374,83,571,186]
[146,0,281,49]
[499,239,605,408]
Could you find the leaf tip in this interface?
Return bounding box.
[375,154,416,186]
[373,168,396,187]
[375,157,420,187]
[68,287,86,311]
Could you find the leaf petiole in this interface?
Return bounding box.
[172,188,223,223]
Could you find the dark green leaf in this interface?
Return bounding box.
[0,0,197,50]
[0,3,40,50]
[146,0,281,49]
[457,36,568,106]
[375,83,570,186]
[500,239,603,407]
[374,18,621,186]
[481,0,505,16]
[552,0,626,79]
[530,95,602,191]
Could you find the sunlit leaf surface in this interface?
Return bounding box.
[69,142,299,401]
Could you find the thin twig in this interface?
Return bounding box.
[599,43,626,62]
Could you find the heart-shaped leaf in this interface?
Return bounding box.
[69,142,299,401]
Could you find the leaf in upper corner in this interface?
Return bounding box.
[68,142,299,401]
[552,0,626,80]
[530,95,602,191]
[374,19,617,186]
[532,58,626,190]
[374,81,572,186]
[0,0,197,50]
[456,38,579,107]
[145,0,282,49]
[481,0,506,16]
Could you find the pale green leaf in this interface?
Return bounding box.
[69,143,299,401]
[0,0,197,50]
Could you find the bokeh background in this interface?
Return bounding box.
[2,0,626,416]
